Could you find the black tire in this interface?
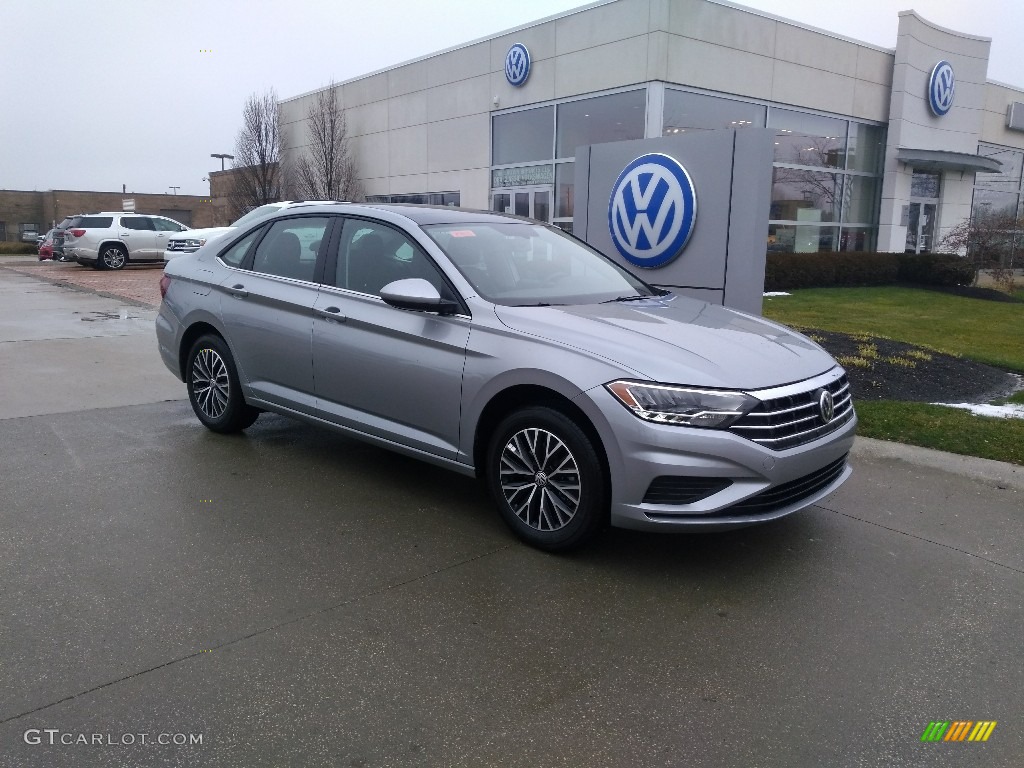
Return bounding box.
[99,244,128,270]
[185,334,260,433]
[486,407,606,551]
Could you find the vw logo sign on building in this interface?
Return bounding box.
[608,153,697,269]
[504,43,531,87]
[928,60,955,116]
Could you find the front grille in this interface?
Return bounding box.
[727,454,848,516]
[167,240,188,251]
[643,476,732,505]
[729,375,853,450]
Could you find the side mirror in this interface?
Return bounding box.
[380,278,458,315]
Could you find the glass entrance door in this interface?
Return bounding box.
[491,187,552,223]
[905,202,938,253]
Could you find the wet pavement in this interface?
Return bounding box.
[1,266,1021,767]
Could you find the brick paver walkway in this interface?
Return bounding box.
[1,260,164,307]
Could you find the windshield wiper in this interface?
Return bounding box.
[508,302,565,307]
[602,294,655,303]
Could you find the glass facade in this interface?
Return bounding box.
[663,90,766,134]
[768,108,884,252]
[491,106,553,166]
[556,90,646,158]
[488,87,885,251]
[490,88,646,228]
[973,143,1023,221]
[366,192,461,206]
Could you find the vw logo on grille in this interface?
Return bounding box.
[928,60,955,116]
[818,389,835,424]
[608,153,697,268]
[505,43,531,87]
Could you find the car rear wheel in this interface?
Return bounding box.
[487,407,606,551]
[185,334,260,433]
[99,244,128,270]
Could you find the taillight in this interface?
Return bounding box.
[70,229,85,237]
[159,273,171,299]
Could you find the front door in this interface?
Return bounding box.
[312,217,470,460]
[491,187,552,223]
[905,202,938,254]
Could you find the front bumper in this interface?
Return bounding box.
[593,372,857,531]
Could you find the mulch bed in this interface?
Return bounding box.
[803,329,1019,403]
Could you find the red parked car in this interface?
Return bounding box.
[37,230,55,261]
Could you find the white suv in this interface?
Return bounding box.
[164,202,334,261]
[66,212,188,270]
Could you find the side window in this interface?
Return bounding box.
[122,217,155,231]
[219,228,263,267]
[153,217,183,232]
[334,219,452,299]
[251,217,329,281]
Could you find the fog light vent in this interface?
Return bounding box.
[642,476,732,505]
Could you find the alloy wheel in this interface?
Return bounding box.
[499,427,581,531]
[191,348,230,419]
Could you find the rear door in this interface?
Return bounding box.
[311,217,470,459]
[119,216,158,260]
[215,215,333,416]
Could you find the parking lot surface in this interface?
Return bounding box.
[1,266,1021,767]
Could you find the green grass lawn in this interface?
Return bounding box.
[762,286,1024,373]
[855,402,1024,465]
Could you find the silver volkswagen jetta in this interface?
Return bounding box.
[156,203,855,550]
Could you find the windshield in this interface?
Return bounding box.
[230,203,285,229]
[423,222,659,306]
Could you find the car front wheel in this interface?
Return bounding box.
[487,407,607,551]
[185,334,260,433]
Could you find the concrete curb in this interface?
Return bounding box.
[852,436,1024,491]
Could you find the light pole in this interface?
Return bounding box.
[169,186,180,195]
[211,153,234,171]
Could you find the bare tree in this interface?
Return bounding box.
[292,81,361,201]
[230,88,283,218]
[939,209,1022,290]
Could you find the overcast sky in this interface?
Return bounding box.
[3,0,1022,197]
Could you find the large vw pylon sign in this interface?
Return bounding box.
[608,153,697,269]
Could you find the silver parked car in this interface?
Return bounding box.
[66,212,188,269]
[156,203,855,550]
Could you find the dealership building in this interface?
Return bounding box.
[279,0,1024,257]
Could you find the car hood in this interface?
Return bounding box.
[170,226,233,241]
[492,293,836,390]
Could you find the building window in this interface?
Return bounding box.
[556,90,646,159]
[770,109,847,169]
[970,143,1024,266]
[366,192,460,206]
[767,107,884,252]
[663,90,766,134]
[973,143,1023,221]
[492,106,554,165]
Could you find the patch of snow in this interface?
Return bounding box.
[931,402,1024,419]
[763,292,791,297]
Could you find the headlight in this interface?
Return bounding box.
[606,381,758,429]
[185,238,207,248]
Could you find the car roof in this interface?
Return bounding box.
[280,202,526,226]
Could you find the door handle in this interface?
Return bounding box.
[226,284,248,298]
[316,306,346,322]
